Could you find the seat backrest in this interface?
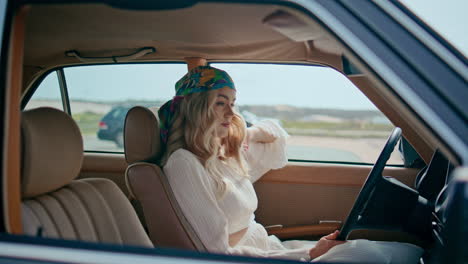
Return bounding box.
[124,106,206,251]
[21,107,152,247]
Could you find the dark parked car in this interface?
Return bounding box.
[97,106,131,147]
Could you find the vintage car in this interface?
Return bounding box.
[0,0,466,263]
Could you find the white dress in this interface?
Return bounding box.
[163,120,423,263]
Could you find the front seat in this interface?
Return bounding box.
[124,106,206,251]
[21,107,152,247]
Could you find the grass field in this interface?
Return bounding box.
[72,112,105,135]
[282,120,393,138]
[282,120,393,131]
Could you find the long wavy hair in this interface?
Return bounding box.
[159,89,248,197]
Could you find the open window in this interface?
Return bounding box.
[26,62,412,165]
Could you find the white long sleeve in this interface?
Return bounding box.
[244,119,289,182]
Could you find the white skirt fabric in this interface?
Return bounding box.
[312,239,424,263]
[234,221,312,260]
[235,221,423,263]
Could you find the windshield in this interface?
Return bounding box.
[399,0,467,56]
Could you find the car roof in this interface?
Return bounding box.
[23,3,342,90]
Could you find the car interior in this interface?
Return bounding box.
[21,107,153,247]
[1,1,465,263]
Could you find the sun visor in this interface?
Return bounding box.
[263,10,324,42]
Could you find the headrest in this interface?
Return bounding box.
[21,107,83,198]
[124,106,162,164]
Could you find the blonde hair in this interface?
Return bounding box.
[159,89,248,196]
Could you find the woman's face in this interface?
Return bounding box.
[213,87,236,139]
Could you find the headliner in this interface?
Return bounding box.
[23,2,343,87]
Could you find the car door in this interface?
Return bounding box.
[254,163,420,240]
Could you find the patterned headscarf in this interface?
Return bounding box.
[158,65,236,144]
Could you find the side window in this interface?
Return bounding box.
[25,71,63,111]
[63,64,187,152]
[212,63,403,165]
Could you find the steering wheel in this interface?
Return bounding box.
[337,127,402,240]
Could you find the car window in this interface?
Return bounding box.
[27,62,403,165]
[25,71,63,111]
[63,63,187,151]
[212,63,403,165]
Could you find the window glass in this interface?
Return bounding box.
[212,63,403,165]
[25,71,63,111]
[64,63,187,152]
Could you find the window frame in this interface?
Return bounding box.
[22,62,416,167]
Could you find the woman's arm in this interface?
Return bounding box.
[243,119,289,183]
[246,126,277,143]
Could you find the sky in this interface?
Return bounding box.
[37,63,378,110]
[33,0,467,111]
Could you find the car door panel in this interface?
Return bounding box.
[254,163,420,238]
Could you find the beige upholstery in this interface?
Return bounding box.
[21,107,152,247]
[124,106,205,251]
[124,106,162,164]
[21,107,83,198]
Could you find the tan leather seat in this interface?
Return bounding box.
[21,107,152,247]
[124,106,205,251]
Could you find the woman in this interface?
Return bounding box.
[158,65,423,262]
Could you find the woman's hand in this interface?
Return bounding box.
[247,126,276,143]
[309,230,346,259]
